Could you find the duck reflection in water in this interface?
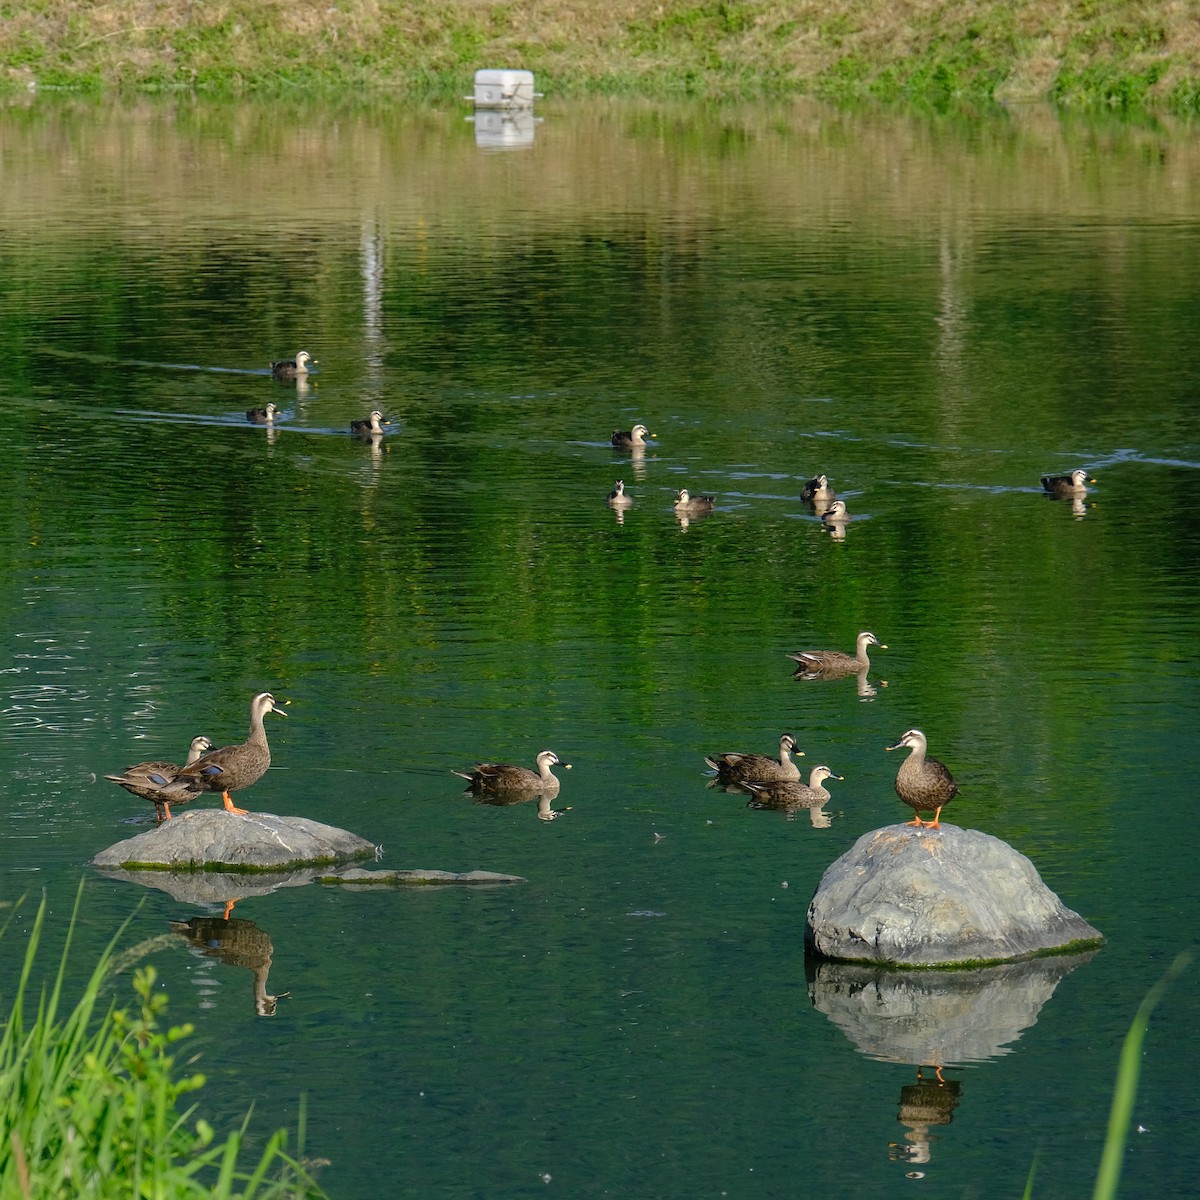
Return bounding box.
[889,1066,962,1169]
[170,914,289,1017]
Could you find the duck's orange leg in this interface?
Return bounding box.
[905,815,924,826]
[222,791,249,815]
[925,807,943,830]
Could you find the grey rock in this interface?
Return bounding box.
[806,824,1103,966]
[92,809,376,872]
[318,868,526,887]
[809,952,1096,1066]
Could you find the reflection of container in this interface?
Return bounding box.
[472,109,537,151]
[470,68,538,109]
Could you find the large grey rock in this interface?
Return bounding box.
[806,824,1103,966]
[92,809,376,872]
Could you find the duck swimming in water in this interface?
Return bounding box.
[453,750,570,795]
[270,351,315,379]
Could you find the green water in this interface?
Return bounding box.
[1,96,1199,1198]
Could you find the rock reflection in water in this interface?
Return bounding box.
[809,953,1093,1067]
[171,915,289,1017]
[808,953,1094,1168]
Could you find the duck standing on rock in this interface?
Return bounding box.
[453,750,570,796]
[270,351,315,380]
[161,692,288,815]
[105,735,213,823]
[886,728,959,830]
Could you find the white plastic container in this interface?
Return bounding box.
[470,69,538,109]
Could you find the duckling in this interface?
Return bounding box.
[788,631,886,678]
[743,765,843,811]
[705,734,803,785]
[607,480,633,508]
[270,351,315,379]
[104,735,213,823]
[886,728,959,830]
[350,410,388,436]
[159,692,287,815]
[1041,469,1095,497]
[246,403,279,424]
[612,424,653,449]
[674,488,715,514]
[801,474,835,505]
[453,750,570,795]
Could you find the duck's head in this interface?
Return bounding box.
[811,765,843,783]
[859,631,887,650]
[295,351,315,369]
[886,729,925,753]
[253,692,288,720]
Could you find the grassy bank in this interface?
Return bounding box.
[1,0,1198,112]
[0,891,327,1199]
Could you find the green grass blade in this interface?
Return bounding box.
[1092,952,1190,1200]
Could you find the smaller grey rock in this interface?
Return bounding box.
[807,824,1102,967]
[318,868,526,887]
[92,809,376,872]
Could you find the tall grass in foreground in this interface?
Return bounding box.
[0,889,327,1199]
[1090,952,1190,1200]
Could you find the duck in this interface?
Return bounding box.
[674,488,715,514]
[104,735,213,823]
[1041,469,1095,497]
[160,692,287,815]
[801,474,835,505]
[350,410,388,436]
[607,480,633,508]
[743,765,843,811]
[612,424,652,449]
[822,499,851,524]
[704,734,803,784]
[246,403,279,424]
[788,631,886,678]
[270,351,315,379]
[886,728,959,829]
[453,750,570,795]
